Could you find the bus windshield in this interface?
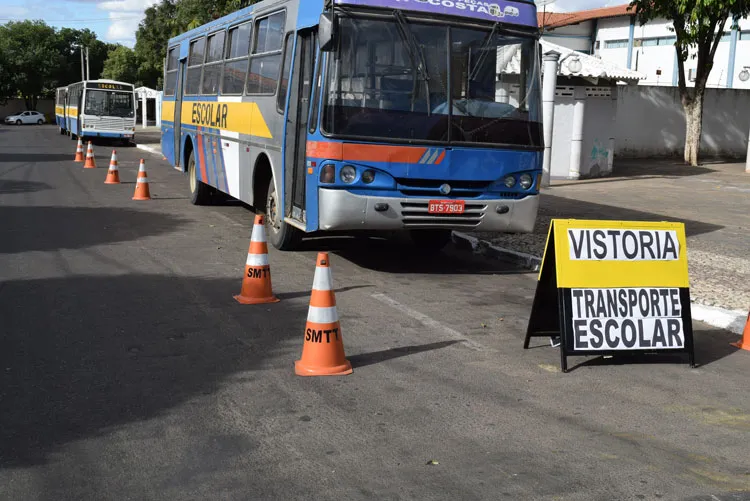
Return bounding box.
[84,90,135,118]
[322,15,541,147]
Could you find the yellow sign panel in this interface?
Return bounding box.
[55,106,65,116]
[179,101,272,139]
[548,219,689,288]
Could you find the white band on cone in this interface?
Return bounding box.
[137,177,148,183]
[246,253,269,266]
[250,224,266,243]
[307,305,339,323]
[312,266,333,291]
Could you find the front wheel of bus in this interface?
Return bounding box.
[187,150,212,205]
[408,229,452,253]
[264,179,300,251]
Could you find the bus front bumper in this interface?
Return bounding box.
[318,188,539,233]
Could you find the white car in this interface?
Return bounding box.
[4,111,46,125]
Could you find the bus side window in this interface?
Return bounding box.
[247,11,285,95]
[202,31,225,95]
[222,22,252,95]
[164,47,179,96]
[276,33,294,113]
[186,37,206,95]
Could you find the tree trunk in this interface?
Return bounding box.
[682,93,703,166]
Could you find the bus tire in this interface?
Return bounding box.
[187,150,212,205]
[408,229,452,253]
[263,177,300,251]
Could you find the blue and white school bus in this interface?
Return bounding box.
[161,0,543,251]
[60,79,137,144]
[55,86,68,133]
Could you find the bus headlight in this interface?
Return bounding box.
[320,164,335,184]
[504,175,516,188]
[362,170,375,184]
[340,165,356,184]
[520,174,533,189]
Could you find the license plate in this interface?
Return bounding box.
[428,200,465,214]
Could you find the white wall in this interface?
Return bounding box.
[549,86,618,179]
[614,85,750,158]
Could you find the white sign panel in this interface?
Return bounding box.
[571,287,685,351]
[568,229,680,261]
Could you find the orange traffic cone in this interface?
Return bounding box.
[104,150,120,184]
[295,252,352,376]
[83,141,96,169]
[731,311,750,351]
[132,159,151,200]
[74,138,84,162]
[234,215,279,304]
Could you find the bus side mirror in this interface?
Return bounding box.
[319,12,336,52]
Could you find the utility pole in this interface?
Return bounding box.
[80,46,85,81]
[86,47,90,80]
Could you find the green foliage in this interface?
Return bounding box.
[102,46,140,84]
[0,20,59,109]
[133,0,261,89]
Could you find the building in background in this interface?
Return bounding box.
[539,5,750,89]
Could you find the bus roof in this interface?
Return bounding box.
[334,0,538,28]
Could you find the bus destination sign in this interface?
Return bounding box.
[333,0,538,28]
[87,82,131,91]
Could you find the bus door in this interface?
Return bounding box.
[174,57,187,167]
[284,30,316,223]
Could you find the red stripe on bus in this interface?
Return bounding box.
[306,141,428,164]
[434,150,446,165]
[197,131,209,183]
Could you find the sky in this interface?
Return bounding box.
[0,0,616,47]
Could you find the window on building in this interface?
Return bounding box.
[741,30,750,40]
[641,36,676,47]
[604,39,629,49]
[719,31,732,42]
[186,37,206,95]
[222,22,252,95]
[247,11,285,95]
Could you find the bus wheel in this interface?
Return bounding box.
[187,150,212,205]
[264,178,300,251]
[408,229,452,253]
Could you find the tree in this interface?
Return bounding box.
[134,0,260,89]
[0,21,59,110]
[102,46,139,84]
[629,0,750,166]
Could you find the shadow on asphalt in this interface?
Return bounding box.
[0,180,52,194]
[293,236,528,276]
[0,274,308,468]
[565,327,739,372]
[539,194,723,238]
[0,206,187,254]
[349,340,459,369]
[0,153,78,163]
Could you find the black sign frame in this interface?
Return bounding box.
[524,222,696,373]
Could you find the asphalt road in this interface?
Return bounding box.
[1,124,749,501]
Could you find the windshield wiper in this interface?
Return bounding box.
[469,22,499,82]
[393,10,431,114]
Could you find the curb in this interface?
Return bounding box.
[452,231,542,272]
[451,231,747,335]
[135,143,162,157]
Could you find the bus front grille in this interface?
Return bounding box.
[394,178,493,199]
[86,117,127,131]
[400,202,486,228]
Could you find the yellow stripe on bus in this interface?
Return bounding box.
[55,106,64,115]
[161,101,175,122]
[178,101,272,139]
